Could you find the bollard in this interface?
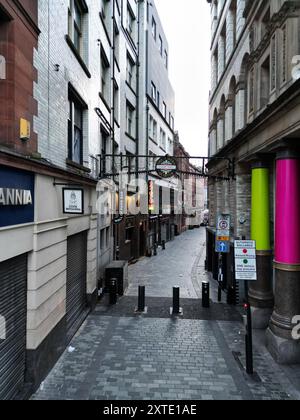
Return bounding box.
[218,283,222,303]
[162,240,166,250]
[173,287,180,314]
[202,281,210,308]
[109,278,118,305]
[138,286,146,313]
[153,244,158,256]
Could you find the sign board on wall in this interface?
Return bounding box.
[63,188,84,214]
[0,166,34,228]
[216,214,231,253]
[234,240,257,281]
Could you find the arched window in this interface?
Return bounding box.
[239,53,250,128]
[217,96,226,150]
[229,76,236,135]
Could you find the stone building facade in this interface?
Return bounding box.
[207,0,300,364]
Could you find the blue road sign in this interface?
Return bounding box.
[216,241,230,254]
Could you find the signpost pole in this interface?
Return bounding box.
[218,253,223,302]
[244,281,254,375]
[235,238,256,376]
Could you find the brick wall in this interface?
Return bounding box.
[0,0,38,155]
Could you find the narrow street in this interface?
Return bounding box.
[32,229,300,401]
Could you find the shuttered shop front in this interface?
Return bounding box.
[66,232,88,335]
[0,255,27,400]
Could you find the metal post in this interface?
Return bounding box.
[138,286,146,313]
[109,278,118,305]
[244,281,254,375]
[154,243,157,256]
[173,287,180,314]
[162,240,166,250]
[218,253,223,302]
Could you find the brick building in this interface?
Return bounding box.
[207,0,300,364]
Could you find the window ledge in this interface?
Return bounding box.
[125,133,136,142]
[99,92,112,114]
[66,159,91,173]
[65,35,91,79]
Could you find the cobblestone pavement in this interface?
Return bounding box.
[127,228,206,299]
[32,229,300,401]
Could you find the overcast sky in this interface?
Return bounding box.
[155,0,211,157]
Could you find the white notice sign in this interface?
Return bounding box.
[234,240,257,281]
[63,188,84,214]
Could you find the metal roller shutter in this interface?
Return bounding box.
[66,232,87,335]
[0,254,27,400]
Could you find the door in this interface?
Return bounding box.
[66,232,87,336]
[0,255,27,400]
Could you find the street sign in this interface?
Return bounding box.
[216,214,231,254]
[217,214,231,237]
[156,156,177,178]
[235,240,257,281]
[216,241,230,254]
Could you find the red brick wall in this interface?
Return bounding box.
[0,0,38,155]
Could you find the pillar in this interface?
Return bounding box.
[267,151,300,364]
[249,162,274,329]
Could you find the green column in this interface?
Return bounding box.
[249,164,273,329]
[251,167,271,251]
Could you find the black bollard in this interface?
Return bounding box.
[173,287,180,314]
[109,278,118,305]
[162,240,166,250]
[138,286,146,312]
[202,281,210,308]
[154,244,158,256]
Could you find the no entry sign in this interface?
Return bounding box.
[234,241,257,281]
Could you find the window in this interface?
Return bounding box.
[149,116,157,142]
[101,48,110,103]
[169,113,174,130]
[114,82,119,123]
[260,56,270,108]
[249,68,254,113]
[106,227,110,248]
[159,36,163,56]
[101,0,111,31]
[157,91,160,109]
[281,25,287,84]
[68,90,85,164]
[160,129,166,151]
[127,4,135,41]
[163,102,167,119]
[168,137,173,154]
[68,0,87,55]
[126,101,135,138]
[151,82,157,101]
[271,35,276,91]
[152,17,156,40]
[127,54,135,88]
[164,50,168,69]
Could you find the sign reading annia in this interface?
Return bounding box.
[0,188,33,206]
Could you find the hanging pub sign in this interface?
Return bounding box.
[63,188,84,214]
[148,180,155,212]
[156,156,177,179]
[0,166,34,228]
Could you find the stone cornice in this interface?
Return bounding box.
[248,2,300,67]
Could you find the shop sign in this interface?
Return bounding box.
[63,188,84,214]
[235,240,257,281]
[148,180,155,212]
[0,166,34,228]
[156,156,177,179]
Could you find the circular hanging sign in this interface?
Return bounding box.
[155,156,177,179]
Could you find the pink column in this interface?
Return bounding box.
[275,158,300,265]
